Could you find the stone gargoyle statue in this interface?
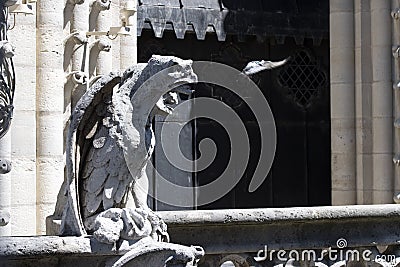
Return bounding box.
[50,55,203,267]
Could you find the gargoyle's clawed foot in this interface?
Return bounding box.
[92,208,125,244]
[91,207,169,244]
[145,209,170,242]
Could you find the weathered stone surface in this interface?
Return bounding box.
[0,236,204,267]
[159,204,400,254]
[3,205,400,266]
[57,56,197,244]
[45,55,202,266]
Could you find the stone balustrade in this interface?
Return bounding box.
[0,204,399,266]
[159,205,400,267]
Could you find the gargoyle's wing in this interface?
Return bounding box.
[61,72,125,236]
[79,100,133,225]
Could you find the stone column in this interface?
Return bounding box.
[71,2,89,70]
[392,1,400,201]
[88,0,112,78]
[8,9,37,235]
[330,0,357,205]
[120,0,137,69]
[371,0,393,203]
[95,1,112,75]
[111,0,121,70]
[354,0,373,204]
[70,1,89,108]
[36,0,65,234]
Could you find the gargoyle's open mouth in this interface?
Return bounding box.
[153,84,194,116]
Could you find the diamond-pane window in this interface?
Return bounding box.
[278,50,327,109]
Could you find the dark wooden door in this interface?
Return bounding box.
[138,31,331,210]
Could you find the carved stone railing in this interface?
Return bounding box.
[0,236,203,266]
[159,205,400,267]
[0,205,399,266]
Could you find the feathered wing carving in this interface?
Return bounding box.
[53,55,207,266]
[61,71,123,235]
[61,64,148,235]
[61,56,198,242]
[78,85,133,228]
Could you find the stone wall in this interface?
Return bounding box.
[0,0,137,236]
[1,0,399,237]
[330,0,396,205]
[4,10,37,236]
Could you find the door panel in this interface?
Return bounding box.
[138,31,331,210]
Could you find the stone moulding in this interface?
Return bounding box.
[0,236,203,266]
[158,204,400,254]
[1,205,400,266]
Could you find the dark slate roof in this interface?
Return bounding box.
[137,0,329,43]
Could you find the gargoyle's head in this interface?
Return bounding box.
[145,55,197,90]
[132,55,198,117]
